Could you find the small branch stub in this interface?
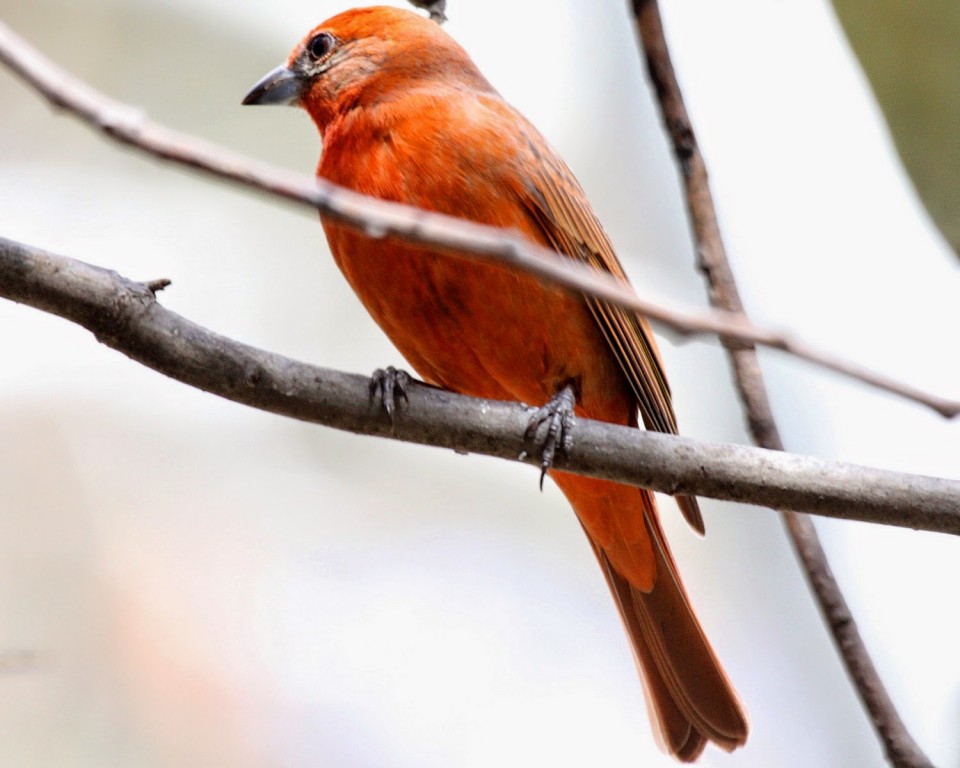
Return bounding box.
[144,278,171,294]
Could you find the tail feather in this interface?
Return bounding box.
[592,540,706,760]
[557,475,748,761]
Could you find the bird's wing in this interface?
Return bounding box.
[515,129,704,533]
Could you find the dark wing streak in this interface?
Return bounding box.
[529,154,676,432]
[521,143,677,433]
[516,136,704,532]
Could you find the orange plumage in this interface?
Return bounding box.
[244,6,747,760]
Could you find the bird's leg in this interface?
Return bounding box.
[369,366,411,425]
[525,382,577,490]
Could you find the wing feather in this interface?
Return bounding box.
[517,136,704,533]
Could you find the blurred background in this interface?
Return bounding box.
[831,0,960,260]
[1,0,958,765]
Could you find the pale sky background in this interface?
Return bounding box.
[0,0,957,766]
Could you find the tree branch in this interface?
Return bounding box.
[0,237,960,535]
[0,19,956,419]
[631,2,936,766]
[2,233,958,531]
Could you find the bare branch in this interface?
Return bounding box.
[2,233,958,532]
[0,19,956,419]
[632,2,936,766]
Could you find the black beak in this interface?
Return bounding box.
[242,65,304,106]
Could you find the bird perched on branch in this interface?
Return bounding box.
[244,6,747,760]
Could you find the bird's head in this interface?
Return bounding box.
[242,6,490,132]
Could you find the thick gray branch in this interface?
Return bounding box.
[2,234,957,530]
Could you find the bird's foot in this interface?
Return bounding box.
[369,366,411,426]
[525,382,577,490]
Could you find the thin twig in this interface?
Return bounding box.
[2,233,958,528]
[406,0,447,24]
[632,2,936,766]
[0,20,955,419]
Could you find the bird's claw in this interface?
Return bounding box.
[369,366,411,425]
[524,383,577,490]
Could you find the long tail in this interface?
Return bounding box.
[553,473,748,762]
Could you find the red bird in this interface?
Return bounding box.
[244,6,747,760]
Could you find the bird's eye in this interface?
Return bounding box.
[308,32,335,60]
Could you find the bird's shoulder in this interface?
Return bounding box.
[320,87,536,206]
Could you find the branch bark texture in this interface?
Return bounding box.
[2,234,958,532]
